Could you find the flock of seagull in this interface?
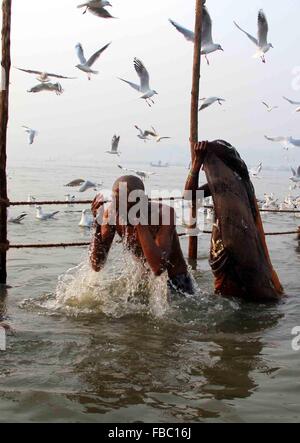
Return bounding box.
[9,1,300,226]
[8,193,95,226]
[258,192,300,212]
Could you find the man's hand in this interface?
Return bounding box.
[192,141,208,173]
[91,193,105,219]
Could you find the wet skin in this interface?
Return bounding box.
[90,194,188,279]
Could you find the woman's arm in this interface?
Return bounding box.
[184,141,211,199]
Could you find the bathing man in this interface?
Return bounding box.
[90,175,194,295]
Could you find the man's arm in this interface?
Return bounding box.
[90,195,116,272]
[136,207,176,277]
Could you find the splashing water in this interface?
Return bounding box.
[43,249,171,319]
[19,244,243,325]
[19,241,241,325]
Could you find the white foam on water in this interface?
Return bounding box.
[46,250,170,319]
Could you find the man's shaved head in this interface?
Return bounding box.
[112,175,145,194]
[112,175,146,218]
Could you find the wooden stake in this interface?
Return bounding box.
[188,0,203,263]
[0,0,12,285]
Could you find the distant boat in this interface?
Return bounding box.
[150,160,169,168]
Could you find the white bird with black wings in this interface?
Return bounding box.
[117,165,155,180]
[64,179,103,192]
[36,207,59,221]
[8,212,27,224]
[16,67,76,83]
[169,4,224,65]
[22,126,38,145]
[27,82,63,95]
[106,135,121,155]
[77,0,115,19]
[199,97,225,111]
[75,42,111,80]
[147,127,171,143]
[290,166,300,184]
[135,126,152,142]
[283,97,300,106]
[118,58,158,107]
[283,97,300,113]
[250,162,263,179]
[234,9,273,63]
[265,135,300,150]
[262,102,278,112]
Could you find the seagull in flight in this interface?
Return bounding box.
[118,58,158,107]
[290,166,300,184]
[283,97,300,113]
[77,0,115,19]
[169,6,224,65]
[27,82,63,95]
[147,127,171,143]
[15,67,76,83]
[106,135,121,155]
[65,179,85,187]
[22,126,38,145]
[75,42,111,80]
[262,102,278,112]
[79,180,103,193]
[264,135,300,150]
[64,179,102,192]
[199,97,225,111]
[135,125,153,142]
[36,206,59,220]
[117,165,155,180]
[8,212,27,224]
[234,9,273,63]
[249,162,263,179]
[283,96,300,106]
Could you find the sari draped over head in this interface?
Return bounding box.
[203,140,283,301]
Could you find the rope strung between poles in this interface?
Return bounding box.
[8,200,95,207]
[4,229,300,250]
[2,198,300,213]
[7,242,90,249]
[7,197,178,207]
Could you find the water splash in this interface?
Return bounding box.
[43,249,170,319]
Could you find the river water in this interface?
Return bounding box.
[0,159,299,423]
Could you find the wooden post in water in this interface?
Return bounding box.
[188,0,203,262]
[0,0,12,285]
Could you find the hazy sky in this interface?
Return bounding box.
[4,0,300,167]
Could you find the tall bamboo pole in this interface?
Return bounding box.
[188,0,203,262]
[0,0,12,285]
